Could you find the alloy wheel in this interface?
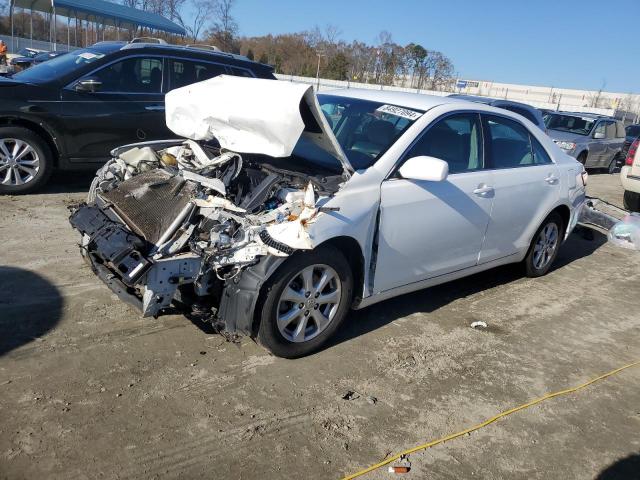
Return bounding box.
[276,264,342,343]
[532,223,559,270]
[0,138,40,186]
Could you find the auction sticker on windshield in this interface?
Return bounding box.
[376,104,422,121]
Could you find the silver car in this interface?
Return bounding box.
[544,112,625,173]
[70,77,587,358]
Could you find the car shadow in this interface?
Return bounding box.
[39,171,96,195]
[0,267,63,356]
[595,453,640,479]
[326,227,608,350]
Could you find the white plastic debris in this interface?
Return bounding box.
[608,214,640,250]
[470,321,488,329]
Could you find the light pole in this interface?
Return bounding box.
[315,51,326,91]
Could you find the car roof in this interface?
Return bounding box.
[120,42,268,67]
[550,111,612,120]
[450,94,536,110]
[85,41,273,71]
[323,88,462,111]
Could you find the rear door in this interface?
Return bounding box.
[60,56,168,164]
[479,114,560,263]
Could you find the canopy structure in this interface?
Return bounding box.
[10,0,186,51]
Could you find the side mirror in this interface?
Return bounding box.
[593,131,605,139]
[75,77,102,93]
[398,156,449,182]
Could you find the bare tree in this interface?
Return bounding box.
[176,0,212,41]
[215,0,237,38]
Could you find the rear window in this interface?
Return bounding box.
[626,125,640,138]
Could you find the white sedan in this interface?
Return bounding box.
[70,77,587,358]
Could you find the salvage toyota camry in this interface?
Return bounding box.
[69,76,586,358]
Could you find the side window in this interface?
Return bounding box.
[169,59,228,89]
[594,121,606,137]
[616,122,626,138]
[605,121,617,139]
[484,114,533,168]
[504,106,537,125]
[531,136,553,165]
[92,57,163,93]
[229,66,255,78]
[405,113,483,174]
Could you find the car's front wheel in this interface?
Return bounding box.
[257,245,353,358]
[524,212,563,277]
[0,127,53,194]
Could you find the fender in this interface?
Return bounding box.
[0,114,64,164]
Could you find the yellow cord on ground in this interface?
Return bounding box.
[342,359,640,480]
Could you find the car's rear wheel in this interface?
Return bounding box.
[607,154,620,174]
[0,127,53,194]
[257,245,353,358]
[524,212,563,277]
[624,190,640,212]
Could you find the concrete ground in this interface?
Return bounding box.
[0,171,639,480]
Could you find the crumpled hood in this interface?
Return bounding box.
[165,75,354,176]
[548,129,587,144]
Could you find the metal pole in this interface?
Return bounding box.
[30,8,33,46]
[315,52,324,91]
[67,17,70,51]
[10,1,14,52]
[52,6,57,51]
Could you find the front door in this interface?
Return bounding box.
[60,56,169,164]
[375,112,494,293]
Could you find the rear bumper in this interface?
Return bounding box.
[620,166,640,193]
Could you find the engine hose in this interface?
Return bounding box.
[342,359,640,480]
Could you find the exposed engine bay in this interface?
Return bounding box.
[69,139,344,330]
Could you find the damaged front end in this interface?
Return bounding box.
[70,75,353,336]
[70,139,342,335]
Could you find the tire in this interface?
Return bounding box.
[606,154,619,174]
[0,127,53,194]
[624,190,640,212]
[523,212,564,278]
[257,245,353,358]
[577,152,587,166]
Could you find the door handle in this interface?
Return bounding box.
[544,174,559,185]
[145,105,165,111]
[473,185,494,196]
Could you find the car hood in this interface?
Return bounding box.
[0,76,24,86]
[548,129,587,143]
[165,75,354,177]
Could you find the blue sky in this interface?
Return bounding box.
[205,0,640,93]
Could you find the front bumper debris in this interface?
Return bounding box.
[70,203,202,318]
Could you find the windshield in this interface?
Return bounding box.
[18,49,39,58]
[12,48,106,83]
[544,113,595,136]
[316,94,422,169]
[626,125,640,138]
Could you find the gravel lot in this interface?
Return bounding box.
[1,171,639,480]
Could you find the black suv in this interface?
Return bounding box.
[0,41,275,193]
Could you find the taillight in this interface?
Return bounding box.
[626,139,639,166]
